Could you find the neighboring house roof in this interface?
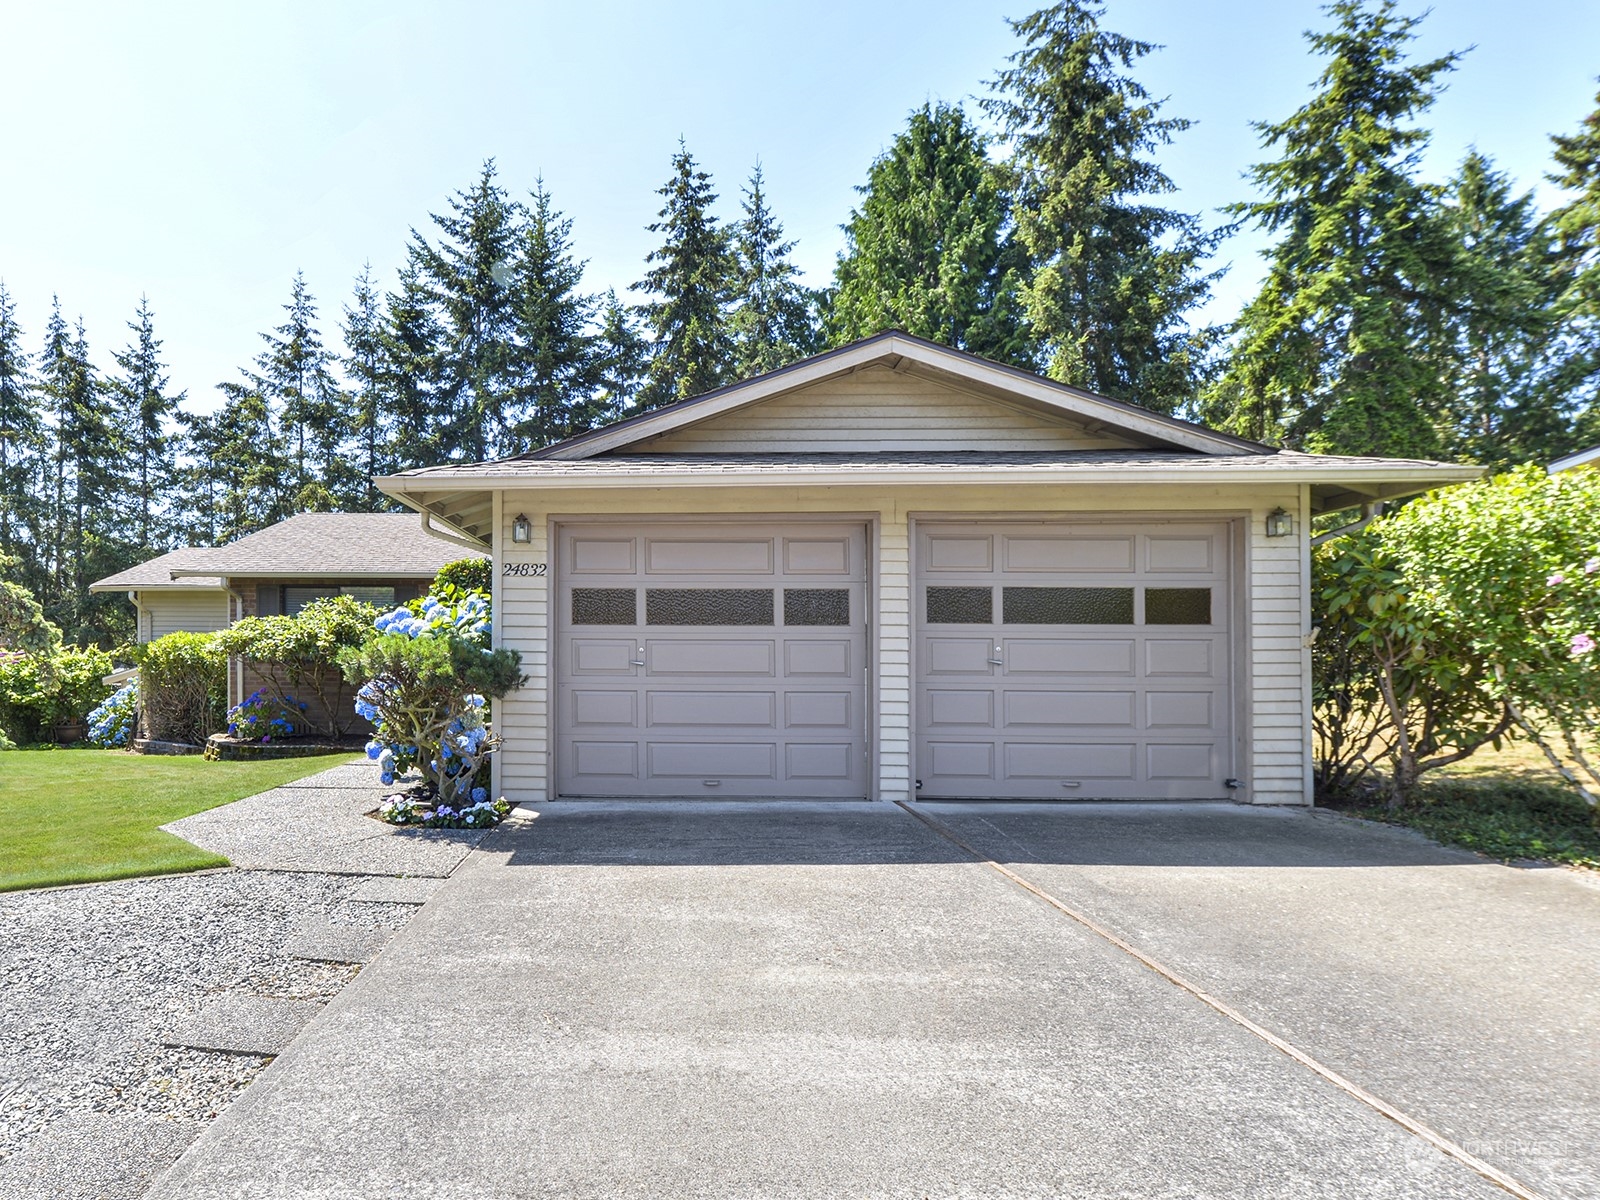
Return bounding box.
[88,547,225,593]
[1549,446,1600,473]
[166,512,483,580]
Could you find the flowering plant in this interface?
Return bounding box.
[340,585,522,825]
[86,680,139,748]
[377,785,510,828]
[226,689,308,743]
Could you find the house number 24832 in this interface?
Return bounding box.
[502,562,547,577]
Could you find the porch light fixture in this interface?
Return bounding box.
[1265,507,1294,538]
[511,513,532,544]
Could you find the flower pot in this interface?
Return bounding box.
[52,721,87,745]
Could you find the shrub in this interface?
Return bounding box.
[226,688,309,742]
[214,595,377,736]
[433,557,491,597]
[339,592,522,815]
[0,644,114,745]
[87,680,139,748]
[135,632,227,745]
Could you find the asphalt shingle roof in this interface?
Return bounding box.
[88,547,225,592]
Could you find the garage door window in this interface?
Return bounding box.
[572,587,637,625]
[926,586,993,624]
[645,588,774,626]
[783,588,850,626]
[1002,586,1134,625]
[1145,587,1212,625]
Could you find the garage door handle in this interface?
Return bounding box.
[630,659,646,667]
[987,657,1004,666]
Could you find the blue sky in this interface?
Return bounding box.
[1,0,1597,409]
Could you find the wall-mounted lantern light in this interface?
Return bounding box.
[511,513,532,544]
[1265,507,1294,538]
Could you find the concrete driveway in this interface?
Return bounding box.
[149,802,1600,1200]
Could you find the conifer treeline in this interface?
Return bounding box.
[3,0,1599,646]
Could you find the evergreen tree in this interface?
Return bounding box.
[1549,85,1600,444]
[0,283,41,568]
[593,289,649,422]
[378,265,448,472]
[634,142,737,409]
[111,296,184,551]
[181,382,291,543]
[342,264,392,506]
[829,105,1024,364]
[985,1,1221,412]
[1433,152,1565,465]
[1204,1,1461,456]
[255,272,347,507]
[731,163,819,376]
[408,160,521,461]
[506,180,602,452]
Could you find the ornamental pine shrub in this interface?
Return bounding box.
[135,632,227,745]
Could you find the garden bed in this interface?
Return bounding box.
[204,733,370,762]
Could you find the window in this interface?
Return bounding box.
[572,588,637,625]
[783,589,850,626]
[926,586,993,624]
[1002,586,1134,625]
[1145,587,1212,625]
[282,585,397,616]
[645,588,774,626]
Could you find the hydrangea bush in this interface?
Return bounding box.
[227,689,309,743]
[339,591,522,829]
[86,680,139,748]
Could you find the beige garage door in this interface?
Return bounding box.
[556,522,869,798]
[915,521,1233,800]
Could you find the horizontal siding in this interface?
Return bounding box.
[490,480,1309,805]
[624,365,1140,454]
[141,591,229,641]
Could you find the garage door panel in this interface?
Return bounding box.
[784,640,852,677]
[926,689,994,727]
[1004,742,1137,780]
[644,538,774,574]
[785,691,852,728]
[571,640,637,674]
[918,521,1231,800]
[558,522,867,798]
[1003,690,1136,728]
[786,743,854,779]
[572,690,637,726]
[1004,639,1136,676]
[647,742,777,779]
[646,691,776,728]
[647,639,775,676]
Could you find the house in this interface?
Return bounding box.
[376,332,1479,805]
[1549,446,1600,473]
[91,512,481,719]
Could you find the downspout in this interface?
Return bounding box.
[223,582,246,710]
[1310,501,1383,548]
[420,509,488,553]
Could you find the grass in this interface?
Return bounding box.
[0,749,358,893]
[1329,739,1600,870]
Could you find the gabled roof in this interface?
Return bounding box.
[165,512,482,580]
[528,331,1270,460]
[1550,445,1600,473]
[88,546,225,593]
[87,513,484,591]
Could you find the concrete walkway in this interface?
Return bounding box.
[148,802,1600,1200]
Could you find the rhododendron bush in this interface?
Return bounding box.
[1316,465,1600,818]
[337,591,522,823]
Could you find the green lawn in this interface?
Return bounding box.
[0,749,358,892]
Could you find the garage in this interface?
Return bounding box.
[555,521,869,798]
[915,521,1234,800]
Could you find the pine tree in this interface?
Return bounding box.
[408,160,521,461]
[255,272,347,508]
[731,163,819,376]
[342,264,391,506]
[1549,85,1600,443]
[111,296,184,551]
[634,142,737,409]
[984,1,1221,412]
[0,283,41,568]
[593,289,649,422]
[506,180,602,452]
[380,264,448,471]
[182,382,291,543]
[1204,1,1462,456]
[829,105,1024,364]
[1432,152,1565,465]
